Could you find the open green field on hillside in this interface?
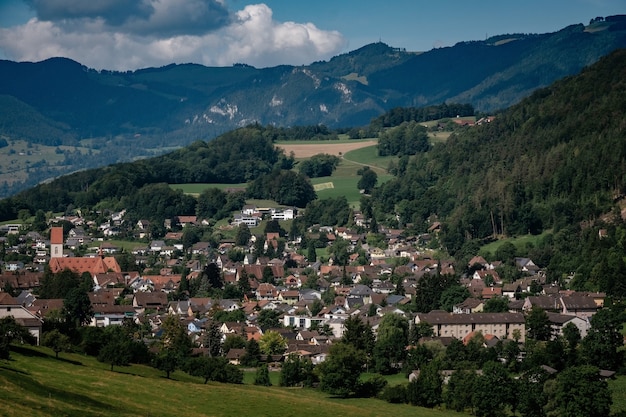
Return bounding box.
[612,376,626,413]
[429,131,453,144]
[103,239,150,252]
[341,145,393,173]
[170,141,394,208]
[480,232,550,256]
[171,183,247,195]
[0,139,97,186]
[0,345,465,417]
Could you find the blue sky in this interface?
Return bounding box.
[0,0,623,70]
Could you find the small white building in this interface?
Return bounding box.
[271,208,296,221]
[232,214,260,227]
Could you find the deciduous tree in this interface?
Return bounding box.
[97,326,134,371]
[373,313,409,374]
[42,329,71,359]
[63,287,94,328]
[525,306,553,341]
[550,365,612,417]
[0,316,36,359]
[317,342,365,397]
[259,330,286,356]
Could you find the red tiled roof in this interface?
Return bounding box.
[0,292,17,305]
[49,256,122,275]
[50,227,64,245]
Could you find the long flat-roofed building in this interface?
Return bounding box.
[415,310,526,342]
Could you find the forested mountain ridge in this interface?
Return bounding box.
[0,16,625,196]
[0,125,297,219]
[3,48,626,226]
[371,48,626,272]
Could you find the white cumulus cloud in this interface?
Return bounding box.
[0,1,346,70]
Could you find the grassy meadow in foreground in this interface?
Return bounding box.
[0,345,464,417]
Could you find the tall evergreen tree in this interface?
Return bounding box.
[254,363,272,386]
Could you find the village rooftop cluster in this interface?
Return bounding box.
[0,206,606,365]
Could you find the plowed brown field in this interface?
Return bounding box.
[276,140,377,158]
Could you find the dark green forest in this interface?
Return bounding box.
[369,49,626,295]
[0,124,297,219]
[372,49,626,238]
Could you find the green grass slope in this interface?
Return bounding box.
[0,346,464,417]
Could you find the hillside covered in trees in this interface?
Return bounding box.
[369,49,626,294]
[372,49,626,239]
[0,125,307,221]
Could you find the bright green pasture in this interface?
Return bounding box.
[611,374,626,413]
[0,345,466,417]
[171,183,247,195]
[480,232,550,256]
[342,145,393,173]
[169,141,395,209]
[99,239,148,251]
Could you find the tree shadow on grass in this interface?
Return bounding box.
[11,344,83,365]
[0,362,30,375]
[11,344,50,357]
[4,370,123,415]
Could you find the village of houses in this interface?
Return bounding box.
[0,204,605,367]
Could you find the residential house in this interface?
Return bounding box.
[256,283,278,301]
[482,286,503,299]
[271,208,295,221]
[515,257,540,274]
[502,282,523,299]
[149,240,165,252]
[187,317,208,334]
[29,298,64,320]
[68,227,88,244]
[0,293,43,344]
[468,256,487,268]
[473,269,502,285]
[226,348,246,365]
[283,313,325,330]
[91,304,136,327]
[191,242,211,256]
[522,296,562,313]
[278,290,300,305]
[232,214,260,227]
[453,298,484,314]
[220,322,247,338]
[546,312,590,339]
[559,295,599,320]
[169,300,192,317]
[242,205,257,216]
[175,216,197,228]
[133,292,168,312]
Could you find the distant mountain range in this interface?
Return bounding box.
[0,15,625,197]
